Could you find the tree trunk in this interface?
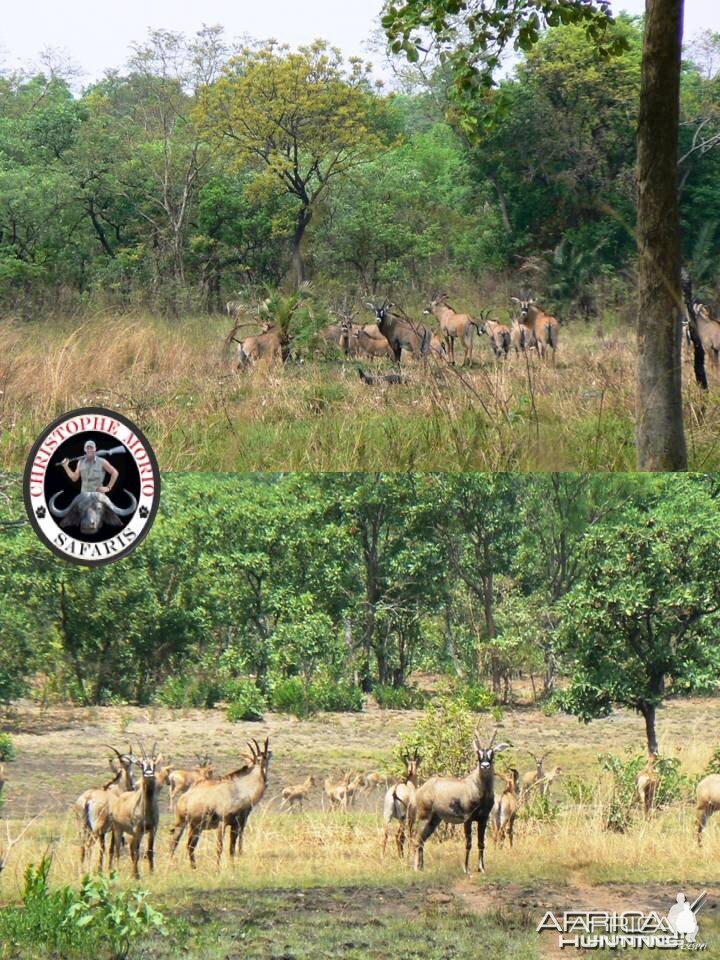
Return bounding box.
[292,208,311,287]
[635,0,686,470]
[488,174,512,234]
[639,703,659,755]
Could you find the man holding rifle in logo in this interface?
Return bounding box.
[60,440,119,495]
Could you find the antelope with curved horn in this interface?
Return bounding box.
[520,750,550,799]
[473,310,511,358]
[407,729,509,873]
[510,296,559,361]
[423,293,476,366]
[108,741,162,879]
[169,738,272,868]
[382,753,420,857]
[75,744,136,871]
[366,301,431,364]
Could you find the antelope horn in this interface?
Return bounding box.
[104,744,124,761]
[107,490,138,517]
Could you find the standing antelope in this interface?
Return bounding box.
[521,751,550,799]
[324,772,362,811]
[280,774,316,811]
[366,301,431,364]
[382,755,420,857]
[540,765,562,799]
[170,738,271,868]
[690,300,720,372]
[695,773,720,844]
[510,317,530,356]
[492,767,519,847]
[167,757,215,811]
[424,294,477,366]
[636,754,659,818]
[473,311,511,358]
[236,323,287,369]
[76,745,136,871]
[109,743,161,879]
[407,730,509,873]
[510,297,559,361]
[354,324,396,360]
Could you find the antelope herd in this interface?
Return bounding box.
[228,292,560,371]
[0,737,718,881]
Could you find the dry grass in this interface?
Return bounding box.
[1,698,719,899]
[3,313,720,471]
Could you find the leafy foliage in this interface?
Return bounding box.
[0,733,17,761]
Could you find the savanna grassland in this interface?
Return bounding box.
[1,699,720,959]
[2,311,719,473]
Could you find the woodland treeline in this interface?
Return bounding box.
[2,17,720,317]
[1,473,719,749]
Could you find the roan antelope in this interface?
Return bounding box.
[492,767,519,847]
[520,750,550,800]
[424,293,477,366]
[108,743,162,879]
[510,297,559,361]
[236,323,287,369]
[407,730,509,873]
[75,745,136,871]
[167,757,215,811]
[366,301,431,364]
[382,754,420,857]
[695,773,720,844]
[636,754,659,818]
[473,310,511,358]
[169,738,271,868]
[279,774,316,812]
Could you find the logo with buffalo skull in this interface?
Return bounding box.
[23,407,160,566]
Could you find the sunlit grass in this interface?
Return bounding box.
[2,313,719,471]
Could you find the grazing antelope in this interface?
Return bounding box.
[109,743,162,879]
[382,755,420,857]
[236,323,286,369]
[407,730,509,873]
[366,301,431,364]
[690,300,720,372]
[636,754,659,818]
[473,311,511,358]
[170,738,271,868]
[279,774,316,811]
[695,773,720,844]
[423,294,476,366]
[510,317,528,356]
[520,751,550,799]
[492,767,519,847]
[354,324,395,360]
[510,297,559,361]
[167,758,216,811]
[76,745,136,871]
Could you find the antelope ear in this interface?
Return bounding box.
[364,302,376,311]
[510,297,520,304]
[493,743,511,754]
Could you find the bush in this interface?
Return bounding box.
[564,774,596,805]
[154,674,221,709]
[373,684,425,710]
[0,856,167,960]
[703,746,720,777]
[519,791,559,824]
[457,683,496,713]
[397,693,501,778]
[269,675,363,718]
[0,732,16,761]
[226,680,266,722]
[598,751,692,832]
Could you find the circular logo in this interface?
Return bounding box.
[23,407,160,566]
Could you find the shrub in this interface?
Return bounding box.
[373,684,425,710]
[397,693,501,778]
[598,751,692,832]
[564,774,596,805]
[0,732,16,761]
[0,856,167,960]
[703,746,720,777]
[155,674,220,709]
[226,681,266,722]
[270,675,363,718]
[457,683,496,713]
[519,791,559,824]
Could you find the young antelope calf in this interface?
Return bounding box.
[492,768,519,847]
[280,774,316,811]
[382,756,420,857]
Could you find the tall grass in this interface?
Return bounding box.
[3,313,720,471]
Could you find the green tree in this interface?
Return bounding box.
[557,478,720,752]
[195,41,387,285]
